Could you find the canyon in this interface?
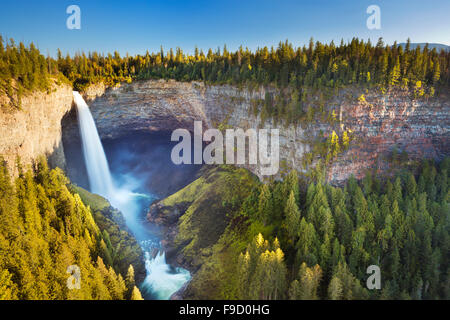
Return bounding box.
[1,78,448,184]
[1,78,449,299]
[61,79,449,184]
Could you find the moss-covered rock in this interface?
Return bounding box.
[147,165,259,299]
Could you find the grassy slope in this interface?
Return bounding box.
[157,165,261,299]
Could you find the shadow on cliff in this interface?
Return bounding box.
[103,131,202,198]
[61,105,202,199]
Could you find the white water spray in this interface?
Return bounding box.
[73,91,191,299]
[74,91,114,199]
[143,251,191,300]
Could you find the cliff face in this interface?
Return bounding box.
[327,91,449,182]
[0,84,74,175]
[63,80,209,141]
[64,79,449,184]
[2,79,447,183]
[147,165,259,299]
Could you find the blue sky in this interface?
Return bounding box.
[1,0,449,56]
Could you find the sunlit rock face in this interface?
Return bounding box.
[0,83,73,176]
[82,80,210,139]
[1,79,447,183]
[62,79,450,184]
[327,91,449,183]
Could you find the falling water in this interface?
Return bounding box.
[73,91,191,300]
[73,91,114,199]
[141,248,191,300]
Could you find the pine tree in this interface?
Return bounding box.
[0,269,18,299]
[342,130,350,150]
[284,190,301,242]
[406,173,417,197]
[432,59,440,84]
[296,218,318,266]
[257,184,272,225]
[328,275,343,300]
[289,263,322,300]
[131,286,144,300]
[125,264,136,297]
[389,56,401,86]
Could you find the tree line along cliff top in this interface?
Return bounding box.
[0,36,449,110]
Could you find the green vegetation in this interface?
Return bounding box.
[70,185,146,284]
[0,37,66,108]
[153,165,258,299]
[0,157,144,299]
[1,35,448,300]
[161,158,449,300]
[1,36,448,111]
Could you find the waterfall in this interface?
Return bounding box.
[142,251,191,300]
[73,91,191,300]
[73,91,114,199]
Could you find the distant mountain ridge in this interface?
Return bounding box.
[397,42,449,51]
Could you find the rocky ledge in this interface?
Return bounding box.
[0,83,73,176]
[63,79,449,185]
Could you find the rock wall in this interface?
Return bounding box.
[202,85,449,183]
[0,84,74,175]
[64,80,209,140]
[2,79,447,184]
[65,79,448,184]
[327,91,449,182]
